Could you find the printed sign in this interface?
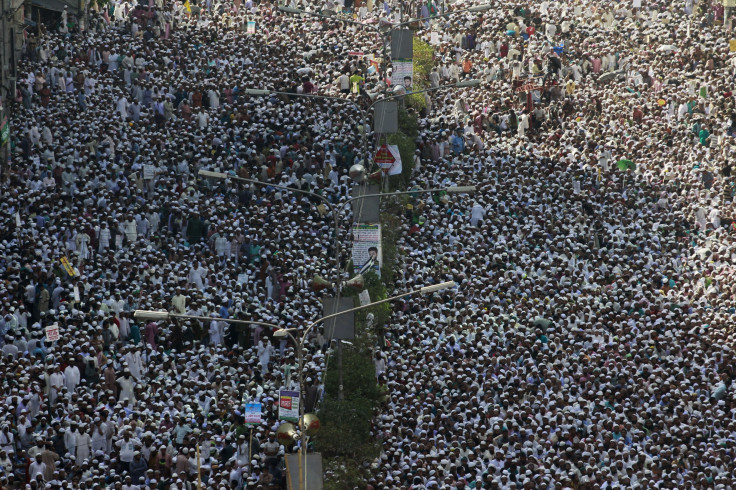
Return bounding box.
[374,144,395,167]
[374,144,402,175]
[390,59,414,88]
[60,256,76,277]
[247,21,256,34]
[278,390,300,422]
[45,324,60,342]
[245,403,262,426]
[515,83,542,93]
[352,223,382,277]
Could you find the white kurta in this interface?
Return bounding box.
[64,365,81,392]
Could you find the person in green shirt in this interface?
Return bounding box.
[699,127,710,147]
[349,70,364,94]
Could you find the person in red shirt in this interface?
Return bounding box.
[302,77,315,94]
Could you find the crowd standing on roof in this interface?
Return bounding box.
[2,0,736,488]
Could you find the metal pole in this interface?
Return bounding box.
[247,428,253,484]
[133,311,281,329]
[337,340,343,401]
[1,0,8,182]
[297,333,305,490]
[196,443,202,490]
[361,106,368,164]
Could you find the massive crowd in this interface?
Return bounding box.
[1,0,736,488]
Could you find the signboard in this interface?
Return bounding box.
[245,403,262,426]
[285,453,323,490]
[374,144,402,175]
[390,59,414,88]
[359,289,371,306]
[352,223,382,277]
[374,144,395,167]
[279,390,300,422]
[348,51,364,57]
[731,39,736,52]
[515,83,542,93]
[374,100,398,134]
[45,324,60,342]
[59,256,76,277]
[390,29,414,59]
[322,297,356,340]
[247,21,256,34]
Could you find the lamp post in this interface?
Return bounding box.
[198,169,345,292]
[199,169,475,400]
[273,280,457,490]
[199,169,476,278]
[244,79,481,167]
[132,310,282,330]
[134,280,457,490]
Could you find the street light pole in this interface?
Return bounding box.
[198,170,344,293]
[132,310,282,330]
[244,79,481,169]
[135,280,457,490]
[273,280,456,490]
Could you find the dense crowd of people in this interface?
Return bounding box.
[1,0,736,488]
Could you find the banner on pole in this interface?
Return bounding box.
[245,403,262,426]
[390,59,414,88]
[352,223,382,277]
[278,390,300,422]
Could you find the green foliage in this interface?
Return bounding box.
[406,91,428,112]
[413,38,435,85]
[317,338,380,488]
[322,348,379,402]
[405,38,433,113]
[396,106,419,138]
[361,271,390,329]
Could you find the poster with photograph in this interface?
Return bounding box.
[352,223,382,277]
[390,60,414,89]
